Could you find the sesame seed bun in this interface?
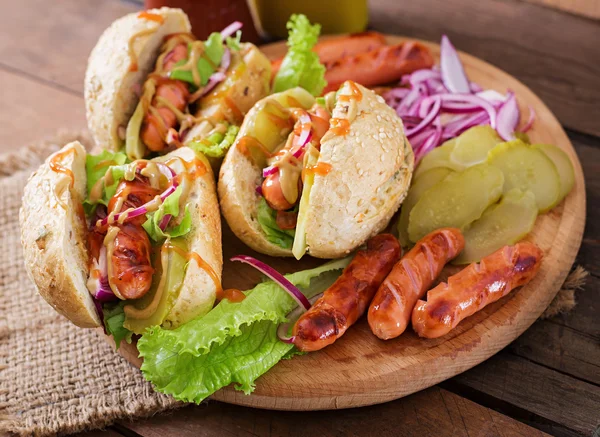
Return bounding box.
[219,82,414,258]
[20,144,222,330]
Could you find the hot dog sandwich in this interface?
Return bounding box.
[20,142,222,335]
[219,81,414,259]
[85,7,271,162]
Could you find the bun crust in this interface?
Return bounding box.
[155,148,223,329]
[219,83,413,259]
[194,43,272,122]
[218,88,316,257]
[20,142,101,328]
[85,7,191,151]
[20,144,222,330]
[305,83,414,258]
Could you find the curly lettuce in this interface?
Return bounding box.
[188,124,239,158]
[273,14,327,96]
[257,197,295,249]
[137,258,350,403]
[84,150,128,204]
[102,301,133,349]
[142,185,192,241]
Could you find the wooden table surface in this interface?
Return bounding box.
[3,0,598,436]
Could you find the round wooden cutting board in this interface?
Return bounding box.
[114,36,586,410]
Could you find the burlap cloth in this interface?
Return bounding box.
[0,132,588,436]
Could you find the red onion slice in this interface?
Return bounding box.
[406,97,441,137]
[496,91,520,141]
[384,87,410,102]
[220,21,243,40]
[277,293,322,343]
[415,118,442,164]
[433,94,497,129]
[519,105,536,133]
[262,165,278,178]
[440,35,471,94]
[91,245,117,302]
[396,83,425,115]
[404,69,442,87]
[199,71,226,99]
[221,48,231,72]
[158,214,172,232]
[476,90,508,104]
[98,180,179,227]
[297,112,312,147]
[443,110,489,138]
[230,255,311,311]
[470,82,483,93]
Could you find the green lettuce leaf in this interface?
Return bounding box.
[204,32,225,65]
[137,258,350,403]
[103,301,133,349]
[142,185,192,241]
[225,30,242,51]
[84,150,129,210]
[171,33,224,86]
[188,124,239,158]
[273,14,327,96]
[257,197,295,249]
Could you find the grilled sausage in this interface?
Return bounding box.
[293,234,401,352]
[368,228,465,340]
[271,32,387,75]
[106,174,161,299]
[108,178,162,227]
[262,171,295,211]
[323,41,434,93]
[412,242,543,339]
[261,108,330,211]
[162,42,188,72]
[110,223,155,300]
[141,79,190,152]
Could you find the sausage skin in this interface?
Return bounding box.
[271,31,387,75]
[412,242,543,339]
[111,223,155,300]
[106,175,161,299]
[140,41,190,152]
[323,41,434,93]
[141,79,190,152]
[293,234,401,352]
[368,228,464,340]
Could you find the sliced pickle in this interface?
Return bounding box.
[413,138,458,178]
[123,238,187,334]
[453,189,538,265]
[398,167,454,246]
[243,88,315,166]
[487,140,560,213]
[450,125,502,168]
[533,144,575,203]
[408,163,504,243]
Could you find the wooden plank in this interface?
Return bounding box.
[506,140,600,387]
[571,138,600,280]
[523,0,600,20]
[368,0,600,136]
[509,319,600,386]
[121,386,548,437]
[0,69,85,152]
[448,352,600,436]
[0,0,137,94]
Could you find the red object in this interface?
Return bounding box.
[144,0,260,43]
